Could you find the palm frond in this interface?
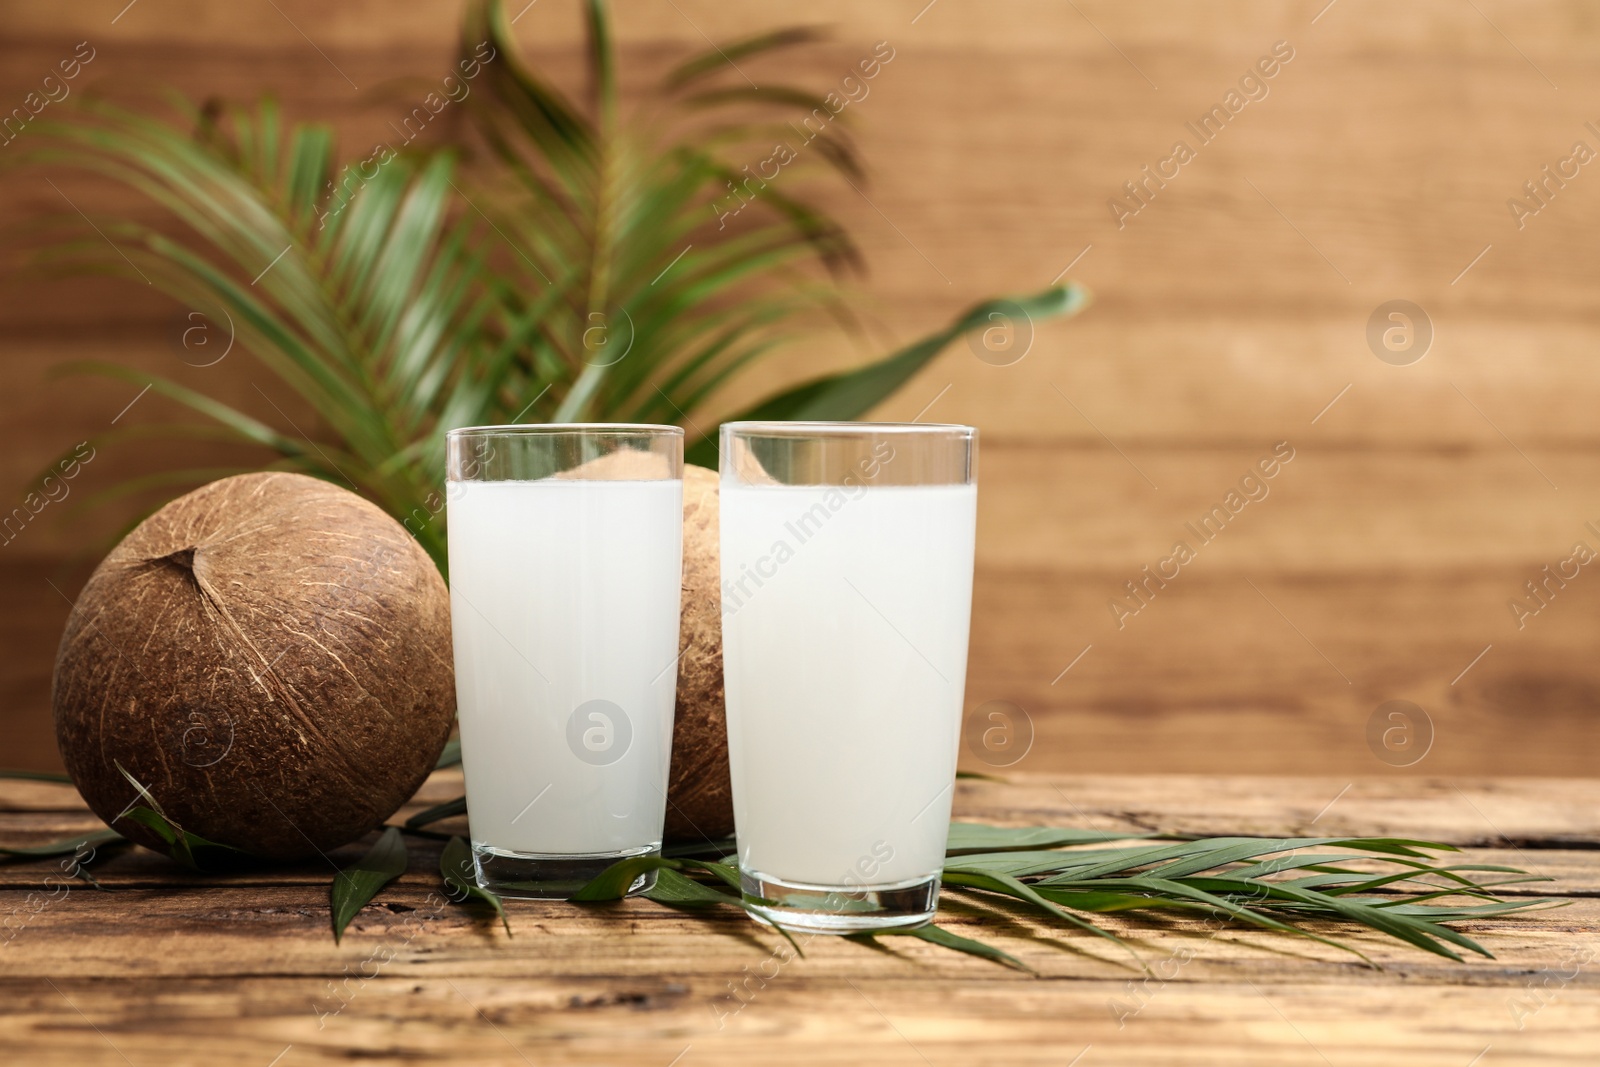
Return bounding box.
[459,0,1087,450]
[662,26,830,91]
[569,823,1555,970]
[10,96,507,567]
[12,0,1093,568]
[683,284,1089,467]
[459,0,872,430]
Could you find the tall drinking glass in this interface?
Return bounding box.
[445,424,683,898]
[719,422,977,933]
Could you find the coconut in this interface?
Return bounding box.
[664,463,734,842]
[52,472,455,861]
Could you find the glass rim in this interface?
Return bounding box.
[722,421,975,439]
[446,422,684,439]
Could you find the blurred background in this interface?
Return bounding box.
[3,0,1597,778]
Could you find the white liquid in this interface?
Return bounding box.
[720,481,977,886]
[447,478,682,855]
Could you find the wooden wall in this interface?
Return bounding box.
[3,0,1599,776]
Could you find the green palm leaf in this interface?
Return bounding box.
[566,825,1554,971]
[684,284,1090,466]
[11,0,1092,568]
[10,97,507,568]
[458,0,1089,464]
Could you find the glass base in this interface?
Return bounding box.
[740,868,940,934]
[471,842,659,899]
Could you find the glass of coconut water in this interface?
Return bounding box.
[719,422,977,933]
[445,425,683,898]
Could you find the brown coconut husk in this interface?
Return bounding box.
[664,463,733,842]
[52,472,456,861]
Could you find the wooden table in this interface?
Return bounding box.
[3,771,1596,1066]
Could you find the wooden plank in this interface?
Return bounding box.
[3,1,1600,798]
[1,880,1594,979]
[9,434,1600,575]
[6,559,1599,777]
[1,5,1597,1059]
[972,445,1593,572]
[950,774,1600,847]
[3,972,1594,1067]
[965,564,1600,776]
[5,770,1598,857]
[7,833,1595,895]
[0,773,1596,1065]
[3,1,1600,473]
[9,556,1600,777]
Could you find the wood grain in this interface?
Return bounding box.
[2,771,1597,1066]
[4,1,1600,778]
